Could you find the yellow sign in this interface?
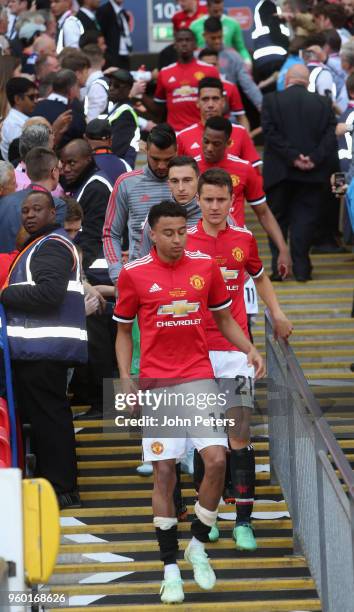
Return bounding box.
[158,300,200,317]
[232,247,244,262]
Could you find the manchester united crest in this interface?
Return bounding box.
[232,247,244,262]
[194,71,205,80]
[190,274,205,290]
[231,174,240,187]
[151,441,164,455]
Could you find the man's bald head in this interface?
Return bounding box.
[285,64,310,88]
[60,139,93,185]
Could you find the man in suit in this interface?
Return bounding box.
[262,64,338,282]
[76,0,101,34]
[96,0,132,69]
[34,69,86,149]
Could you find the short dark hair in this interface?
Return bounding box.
[198,76,223,95]
[199,47,218,61]
[323,28,341,53]
[23,189,55,210]
[52,69,77,95]
[175,28,196,40]
[147,123,177,150]
[205,116,232,139]
[79,30,104,49]
[148,200,188,228]
[198,168,233,196]
[346,73,354,96]
[204,16,222,34]
[64,197,84,222]
[313,2,347,28]
[83,44,104,65]
[304,32,326,48]
[6,77,35,107]
[25,147,58,182]
[60,49,90,72]
[168,156,200,176]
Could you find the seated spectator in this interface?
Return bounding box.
[85,118,131,185]
[83,44,108,121]
[34,69,86,148]
[0,147,66,253]
[0,77,38,161]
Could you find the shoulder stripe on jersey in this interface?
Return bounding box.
[185,250,211,259]
[252,160,263,166]
[232,124,246,131]
[103,168,143,264]
[251,266,264,279]
[113,315,135,323]
[209,297,232,311]
[124,255,153,270]
[154,98,167,104]
[228,154,250,165]
[160,62,177,71]
[177,123,198,136]
[194,154,202,161]
[187,225,198,234]
[229,225,252,236]
[248,196,266,205]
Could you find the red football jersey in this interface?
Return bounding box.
[187,221,264,351]
[177,122,261,168]
[195,153,266,226]
[222,79,245,116]
[172,1,208,31]
[114,248,231,379]
[154,60,219,132]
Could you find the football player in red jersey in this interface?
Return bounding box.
[114,200,265,604]
[196,116,292,278]
[177,76,259,165]
[172,0,208,32]
[187,168,292,550]
[142,29,219,132]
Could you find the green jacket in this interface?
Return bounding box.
[190,14,251,63]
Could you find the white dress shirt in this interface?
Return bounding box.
[0,108,27,161]
[57,10,83,52]
[84,70,109,122]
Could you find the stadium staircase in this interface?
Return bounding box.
[44,205,354,612]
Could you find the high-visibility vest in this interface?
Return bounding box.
[308,64,337,100]
[5,228,87,362]
[84,77,109,118]
[106,103,140,153]
[251,0,289,66]
[338,107,354,172]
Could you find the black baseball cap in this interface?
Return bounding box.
[109,68,134,86]
[85,119,112,140]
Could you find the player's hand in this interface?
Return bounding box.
[277,249,292,279]
[85,284,106,314]
[273,313,293,341]
[247,346,265,379]
[84,294,100,316]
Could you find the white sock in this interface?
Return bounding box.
[164,563,180,580]
[189,536,205,551]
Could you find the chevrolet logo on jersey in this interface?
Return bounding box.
[220,267,239,281]
[158,300,200,317]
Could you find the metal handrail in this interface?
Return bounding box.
[265,308,354,499]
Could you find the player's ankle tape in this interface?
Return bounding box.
[194,501,218,527]
[153,516,178,530]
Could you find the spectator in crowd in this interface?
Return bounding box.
[79,28,107,55]
[103,123,176,284]
[302,41,336,100]
[262,64,338,281]
[63,196,84,239]
[0,56,22,120]
[143,28,219,132]
[277,36,305,91]
[0,7,9,41]
[96,0,132,70]
[35,53,60,83]
[106,69,140,168]
[76,0,101,35]
[60,138,113,418]
[83,44,108,121]
[33,33,57,57]
[172,0,208,32]
[60,48,90,91]
[51,0,84,53]
[0,189,87,509]
[201,17,263,111]
[177,76,260,166]
[323,29,347,102]
[85,118,131,185]
[337,73,354,173]
[0,77,38,161]
[15,122,54,189]
[339,38,354,111]
[0,161,17,198]
[34,69,86,148]
[312,1,351,44]
[18,21,47,75]
[7,0,28,41]
[191,0,251,64]
[342,0,354,34]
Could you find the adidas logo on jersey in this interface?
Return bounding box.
[190,142,200,149]
[168,76,176,83]
[149,283,162,292]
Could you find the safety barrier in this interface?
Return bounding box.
[265,309,354,612]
